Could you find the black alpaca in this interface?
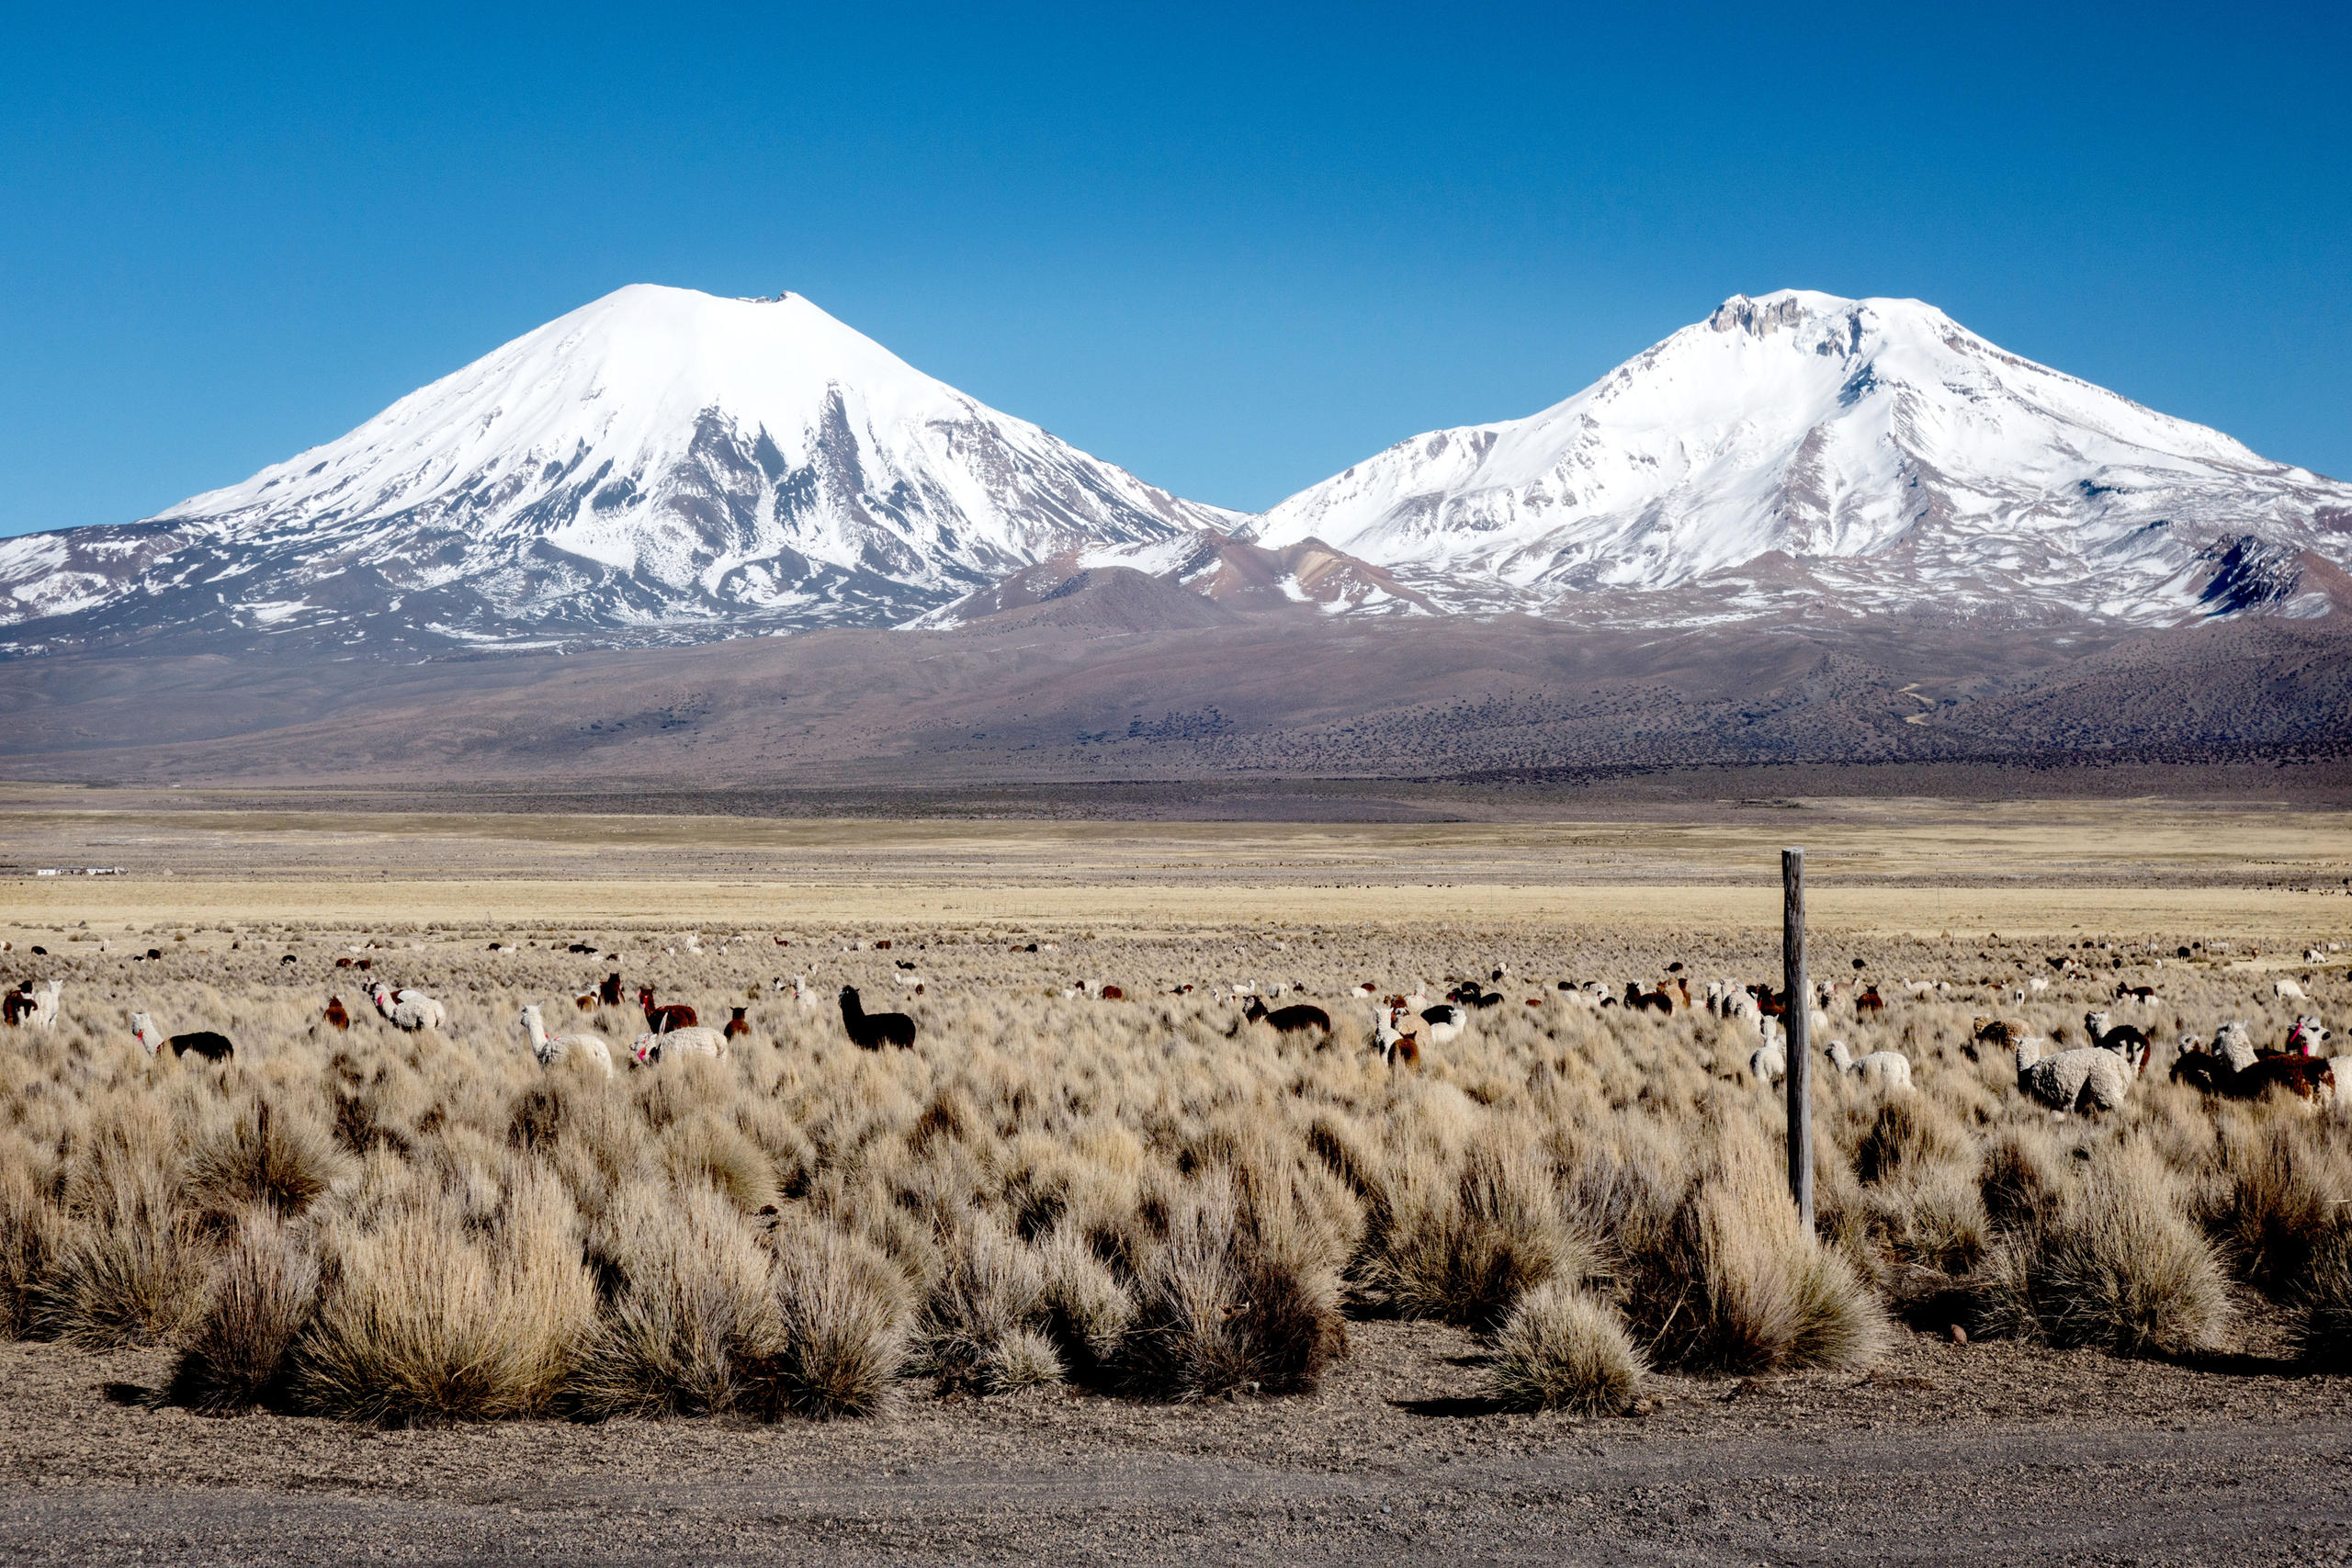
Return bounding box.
[168,1031,235,1062]
[1242,996,1331,1035]
[2091,1020,2152,1055]
[838,986,916,1050]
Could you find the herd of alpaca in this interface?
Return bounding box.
[7,934,2335,1109]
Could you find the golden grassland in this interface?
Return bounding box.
[7,878,2351,942]
[1,797,2349,1428]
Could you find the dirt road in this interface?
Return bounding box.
[6,1418,2351,1566]
[6,1325,2350,1565]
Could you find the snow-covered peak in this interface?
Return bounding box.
[1254,288,2342,624]
[8,284,1243,648]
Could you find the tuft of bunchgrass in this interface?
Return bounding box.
[742,1224,906,1420]
[39,1185,210,1350]
[1619,1159,1886,1375]
[0,1153,57,1340]
[186,1099,350,1224]
[979,1327,1066,1393]
[291,1166,594,1423]
[1972,1143,2229,1358]
[1370,1145,1591,1332]
[911,1214,1049,1395]
[2291,1226,2352,1371]
[2193,1113,2347,1298]
[166,1208,320,1415]
[569,1185,782,1418]
[1487,1280,1646,1416]
[1035,1223,1134,1382]
[1115,1172,1346,1402]
[1979,1128,2064,1233]
[1855,1095,1967,1187]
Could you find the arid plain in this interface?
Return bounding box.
[5,789,2352,1565]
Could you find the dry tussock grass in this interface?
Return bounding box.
[0,913,2346,1422]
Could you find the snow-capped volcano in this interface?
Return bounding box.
[5,284,2346,657]
[0,285,1242,649]
[1254,290,2352,624]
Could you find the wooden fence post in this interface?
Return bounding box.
[1783,847,1814,1232]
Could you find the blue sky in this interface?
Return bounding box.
[4,0,2346,536]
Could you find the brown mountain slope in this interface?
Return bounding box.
[2,613,2345,793]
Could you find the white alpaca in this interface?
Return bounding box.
[2213,1020,2259,1074]
[793,976,822,1011]
[2015,1041,2139,1112]
[368,981,446,1032]
[1748,1040,1787,1085]
[1371,1007,1416,1066]
[27,979,61,1030]
[1417,1003,1465,1047]
[629,1026,728,1066]
[518,1004,612,1076]
[2275,978,2308,1001]
[1825,1041,1914,1092]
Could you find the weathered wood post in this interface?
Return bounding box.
[1783,846,1814,1231]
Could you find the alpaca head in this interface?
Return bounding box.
[1825,1041,1853,1070]
[2085,1010,2111,1039]
[130,1012,160,1055]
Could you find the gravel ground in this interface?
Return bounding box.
[6,1322,2352,1565]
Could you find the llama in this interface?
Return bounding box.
[2016,1040,2143,1113]
[599,972,624,1007]
[724,1006,751,1042]
[2212,1021,2260,1074]
[1242,996,1331,1036]
[2204,1050,2335,1111]
[1825,1041,1914,1092]
[1972,1016,2027,1052]
[629,1027,729,1066]
[322,996,351,1032]
[639,987,697,1033]
[518,1004,614,1075]
[2084,1011,2151,1057]
[2286,1016,2333,1055]
[1623,981,1675,1015]
[838,986,916,1050]
[130,1012,233,1062]
[368,981,445,1032]
[19,980,62,1031]
[1371,1007,1420,1068]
